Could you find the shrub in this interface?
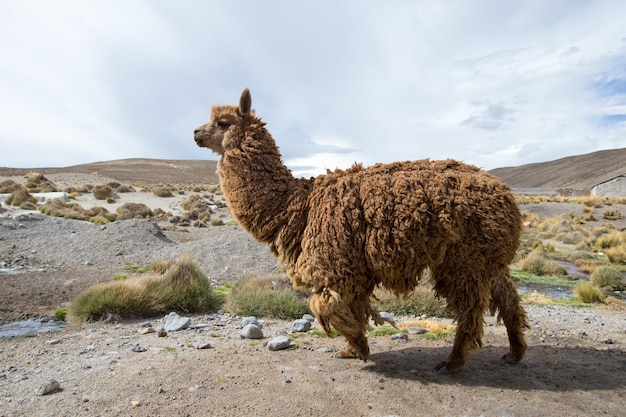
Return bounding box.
[116,203,152,220]
[517,249,567,276]
[573,282,605,303]
[590,265,625,290]
[54,308,68,321]
[5,186,37,206]
[574,259,603,274]
[227,274,310,319]
[211,219,225,226]
[69,255,221,321]
[92,185,113,200]
[19,201,38,210]
[24,173,58,192]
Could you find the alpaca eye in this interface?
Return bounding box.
[217,120,230,129]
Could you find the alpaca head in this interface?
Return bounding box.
[194,88,255,155]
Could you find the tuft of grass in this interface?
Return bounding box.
[573,282,606,303]
[510,269,576,287]
[69,255,222,321]
[154,187,173,198]
[116,203,152,220]
[0,180,21,193]
[517,249,567,276]
[24,173,58,192]
[367,324,402,337]
[574,259,603,274]
[594,231,625,250]
[372,285,451,318]
[39,198,118,223]
[92,185,113,200]
[54,308,67,322]
[602,208,621,220]
[5,186,37,207]
[590,265,626,290]
[226,274,310,320]
[605,246,626,265]
[398,319,456,340]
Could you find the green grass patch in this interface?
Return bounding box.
[226,274,310,320]
[510,269,577,287]
[367,324,402,337]
[69,255,222,321]
[372,278,451,318]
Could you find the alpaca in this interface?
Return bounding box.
[194,89,529,372]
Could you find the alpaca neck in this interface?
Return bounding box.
[218,125,310,250]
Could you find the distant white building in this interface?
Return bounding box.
[591,173,626,197]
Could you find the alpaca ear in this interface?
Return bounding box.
[239,88,252,117]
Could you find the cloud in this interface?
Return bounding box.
[1,1,626,172]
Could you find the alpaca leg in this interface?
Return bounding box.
[436,298,486,373]
[490,273,529,363]
[310,291,370,360]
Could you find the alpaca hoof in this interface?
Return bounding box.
[336,349,359,359]
[435,363,450,374]
[502,354,520,365]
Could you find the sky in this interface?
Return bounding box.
[1,1,625,178]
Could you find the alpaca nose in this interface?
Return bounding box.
[194,128,201,136]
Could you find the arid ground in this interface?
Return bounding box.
[1,167,625,417]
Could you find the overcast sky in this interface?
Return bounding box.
[1,1,625,177]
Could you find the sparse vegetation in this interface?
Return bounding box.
[4,186,37,207]
[372,282,451,318]
[39,198,118,223]
[69,256,222,321]
[92,185,113,200]
[116,202,152,219]
[517,249,567,276]
[603,208,621,220]
[154,187,174,198]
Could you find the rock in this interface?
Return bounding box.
[292,319,311,332]
[140,327,155,335]
[158,329,168,337]
[241,323,264,339]
[379,311,394,320]
[317,347,333,353]
[391,332,408,340]
[193,339,213,349]
[241,316,259,327]
[267,336,291,351]
[132,345,147,353]
[45,338,62,345]
[163,312,191,332]
[302,314,315,322]
[407,327,428,335]
[37,379,61,396]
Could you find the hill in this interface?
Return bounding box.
[489,148,626,189]
[0,158,219,185]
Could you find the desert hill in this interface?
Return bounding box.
[0,158,219,185]
[489,147,626,190]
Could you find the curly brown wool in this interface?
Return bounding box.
[194,89,529,372]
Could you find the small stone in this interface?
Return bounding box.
[140,327,155,335]
[317,347,333,353]
[158,329,168,337]
[79,345,97,355]
[379,311,394,319]
[407,327,428,335]
[132,345,147,353]
[292,319,311,332]
[241,316,259,327]
[157,386,165,394]
[302,314,315,322]
[131,400,141,407]
[45,339,62,345]
[217,309,225,315]
[391,332,408,340]
[241,324,264,339]
[140,322,153,328]
[193,339,213,349]
[37,379,61,396]
[163,312,191,332]
[267,336,291,351]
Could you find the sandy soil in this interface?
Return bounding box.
[1,173,626,417]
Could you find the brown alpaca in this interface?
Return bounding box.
[194,89,529,372]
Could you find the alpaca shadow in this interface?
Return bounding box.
[363,344,626,391]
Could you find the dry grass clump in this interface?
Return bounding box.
[226,274,310,319]
[605,246,626,264]
[517,249,567,276]
[0,180,21,193]
[153,187,174,198]
[574,259,603,274]
[602,208,621,220]
[69,256,222,321]
[24,173,58,192]
[372,278,451,318]
[573,282,606,303]
[4,185,37,207]
[594,230,625,251]
[180,194,213,225]
[92,185,113,200]
[590,265,626,290]
[116,203,152,220]
[39,198,118,223]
